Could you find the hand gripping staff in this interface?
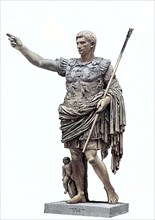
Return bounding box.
[82,28,134,153]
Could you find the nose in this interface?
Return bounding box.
[77,43,82,49]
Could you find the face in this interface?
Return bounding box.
[76,37,93,56]
[63,158,70,165]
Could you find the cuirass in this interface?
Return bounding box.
[63,57,110,109]
[66,58,103,82]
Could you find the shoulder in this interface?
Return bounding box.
[58,57,78,68]
[56,57,69,66]
[67,58,78,67]
[99,57,111,67]
[95,57,111,73]
[56,57,69,76]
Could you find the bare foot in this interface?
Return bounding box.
[67,192,86,204]
[105,186,119,204]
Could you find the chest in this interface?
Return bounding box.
[66,61,102,82]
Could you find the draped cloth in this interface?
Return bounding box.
[58,78,126,174]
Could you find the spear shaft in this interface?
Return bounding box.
[82,28,134,153]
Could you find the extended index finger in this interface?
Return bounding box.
[6,33,15,38]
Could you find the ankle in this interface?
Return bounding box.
[104,185,114,192]
[77,191,84,196]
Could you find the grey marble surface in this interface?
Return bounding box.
[44,201,129,218]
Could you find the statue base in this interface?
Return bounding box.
[44,201,129,218]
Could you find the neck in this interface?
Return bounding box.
[80,53,95,63]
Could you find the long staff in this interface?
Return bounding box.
[82,28,134,153]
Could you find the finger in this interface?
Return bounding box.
[11,42,17,47]
[6,33,15,38]
[6,33,16,41]
[9,38,15,42]
[11,42,16,45]
[6,33,12,37]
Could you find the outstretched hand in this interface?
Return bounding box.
[6,33,23,50]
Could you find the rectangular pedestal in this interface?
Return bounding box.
[44,201,129,218]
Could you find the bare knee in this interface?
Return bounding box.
[88,156,97,166]
[85,150,97,166]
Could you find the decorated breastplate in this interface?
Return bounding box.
[64,57,111,108]
[66,58,103,82]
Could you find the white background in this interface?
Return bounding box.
[1,1,154,219]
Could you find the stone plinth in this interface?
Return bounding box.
[44,201,129,218]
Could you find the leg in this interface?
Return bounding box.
[67,148,86,204]
[85,149,119,204]
[63,176,69,194]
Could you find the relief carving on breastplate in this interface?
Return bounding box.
[63,58,107,109]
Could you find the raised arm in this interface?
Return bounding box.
[6,33,58,72]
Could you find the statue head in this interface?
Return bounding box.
[63,157,70,165]
[76,30,97,52]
